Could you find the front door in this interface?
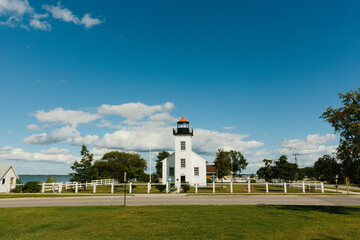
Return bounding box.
[181,176,186,183]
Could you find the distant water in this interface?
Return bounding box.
[19,175,72,183]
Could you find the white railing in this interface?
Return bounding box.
[41,182,63,193]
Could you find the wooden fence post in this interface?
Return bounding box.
[213,181,215,193]
[75,182,78,193]
[195,184,198,194]
[93,183,96,193]
[266,182,269,193]
[284,182,287,193]
[111,182,114,194]
[166,182,169,194]
[230,181,233,193]
[42,182,45,193]
[248,180,251,193]
[302,181,305,193]
[321,182,324,193]
[129,182,132,194]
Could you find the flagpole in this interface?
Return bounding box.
[149,148,152,183]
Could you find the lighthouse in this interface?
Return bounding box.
[162,116,207,187]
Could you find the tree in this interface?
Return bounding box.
[70,145,98,183]
[94,151,147,182]
[45,176,56,183]
[272,155,298,181]
[155,150,170,178]
[314,155,342,183]
[321,88,360,183]
[214,149,231,180]
[229,150,248,177]
[298,167,316,179]
[257,159,274,182]
[214,149,248,180]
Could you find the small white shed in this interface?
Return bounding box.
[0,164,19,193]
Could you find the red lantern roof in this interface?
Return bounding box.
[177,116,189,123]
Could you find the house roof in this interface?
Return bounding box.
[177,116,189,123]
[206,165,217,174]
[0,164,19,180]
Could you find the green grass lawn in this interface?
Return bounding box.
[0,205,359,240]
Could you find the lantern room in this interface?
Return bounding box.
[173,116,193,136]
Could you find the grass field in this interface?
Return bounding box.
[0,205,359,239]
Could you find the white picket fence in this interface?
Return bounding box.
[41,182,63,193]
[16,179,325,194]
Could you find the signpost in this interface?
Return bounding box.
[124,172,127,206]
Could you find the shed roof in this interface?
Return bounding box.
[0,164,19,180]
[206,165,217,174]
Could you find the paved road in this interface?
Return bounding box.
[0,194,360,208]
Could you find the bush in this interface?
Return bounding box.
[23,181,41,193]
[250,179,256,183]
[12,185,23,193]
[155,185,166,192]
[181,184,191,193]
[207,178,213,183]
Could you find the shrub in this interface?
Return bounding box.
[207,178,213,183]
[181,184,191,193]
[155,185,166,192]
[23,181,41,193]
[250,179,256,183]
[12,185,23,193]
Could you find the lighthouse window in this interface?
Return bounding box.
[181,159,186,168]
[194,167,199,176]
[181,141,186,150]
[169,167,174,176]
[2,179,5,185]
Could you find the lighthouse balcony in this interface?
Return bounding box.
[173,128,193,136]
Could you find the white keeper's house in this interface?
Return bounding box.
[162,116,207,187]
[0,164,19,193]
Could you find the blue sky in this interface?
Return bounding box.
[0,0,359,174]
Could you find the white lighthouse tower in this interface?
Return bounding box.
[162,116,207,187]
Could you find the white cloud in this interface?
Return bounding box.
[34,107,102,126]
[222,126,236,130]
[279,133,337,155]
[0,145,77,163]
[276,133,338,167]
[96,119,122,129]
[43,1,78,24]
[25,102,264,157]
[0,15,20,26]
[43,1,103,29]
[29,13,50,31]
[40,147,70,155]
[26,124,40,130]
[98,102,175,120]
[193,129,263,154]
[0,0,32,15]
[72,134,99,146]
[81,13,102,29]
[23,125,80,145]
[95,122,263,155]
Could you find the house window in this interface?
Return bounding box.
[181,141,186,150]
[194,167,199,176]
[181,159,186,168]
[2,179,5,185]
[169,167,174,176]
